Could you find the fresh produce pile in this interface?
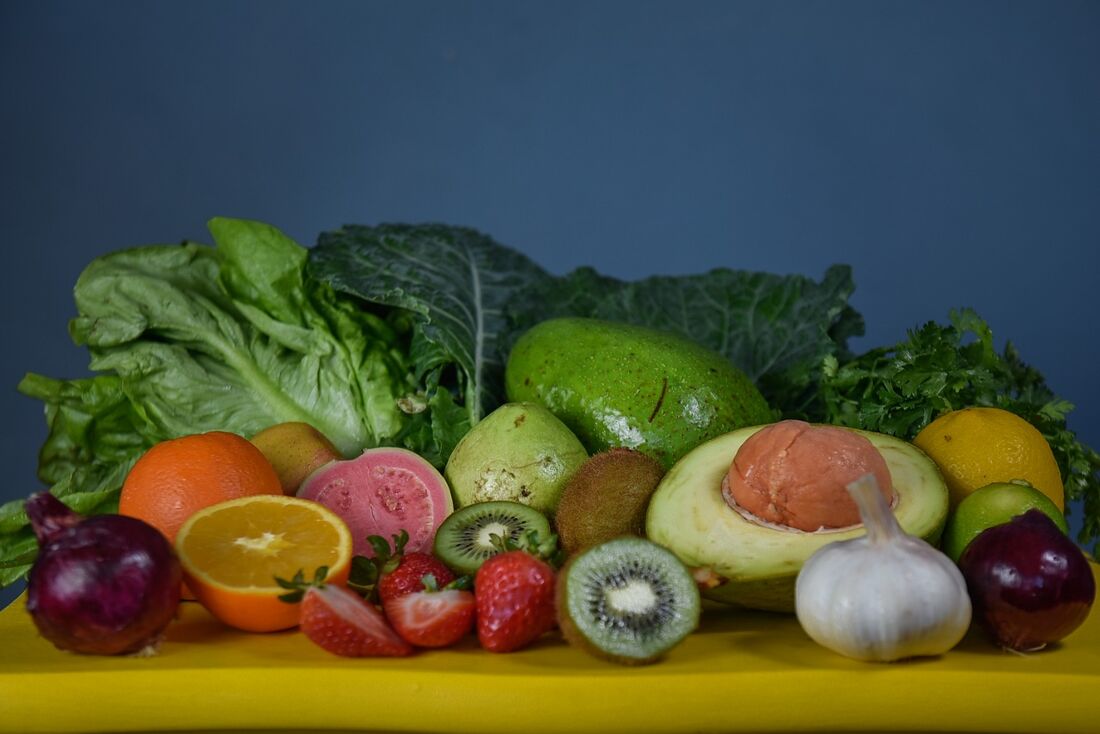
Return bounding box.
[5,217,1099,664]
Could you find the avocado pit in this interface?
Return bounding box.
[723,420,896,532]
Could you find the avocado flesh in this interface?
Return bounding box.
[645,425,949,612]
[505,318,774,471]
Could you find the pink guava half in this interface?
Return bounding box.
[297,447,454,557]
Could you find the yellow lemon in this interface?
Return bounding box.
[913,407,1064,510]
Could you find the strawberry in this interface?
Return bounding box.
[277,567,413,657]
[474,532,560,653]
[383,575,476,648]
[378,552,455,603]
[350,530,455,604]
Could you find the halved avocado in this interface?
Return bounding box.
[645,424,949,613]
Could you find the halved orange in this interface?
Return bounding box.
[175,495,353,632]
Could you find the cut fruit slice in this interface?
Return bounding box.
[298,447,453,558]
[300,584,413,657]
[175,495,353,632]
[646,425,949,612]
[382,587,476,648]
[557,536,700,665]
[433,501,552,575]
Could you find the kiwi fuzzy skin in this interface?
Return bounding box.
[555,448,665,556]
[555,546,662,666]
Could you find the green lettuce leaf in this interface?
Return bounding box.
[3,218,425,585]
[66,220,412,455]
[0,374,143,586]
[308,224,555,425]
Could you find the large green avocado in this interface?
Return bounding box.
[505,318,774,470]
[645,425,949,612]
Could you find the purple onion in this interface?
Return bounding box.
[958,509,1095,652]
[25,492,182,655]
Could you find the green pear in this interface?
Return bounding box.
[445,402,587,517]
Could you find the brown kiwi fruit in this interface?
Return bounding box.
[554,448,664,555]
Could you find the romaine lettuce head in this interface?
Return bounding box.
[2,218,439,586]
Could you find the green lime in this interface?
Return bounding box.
[942,480,1069,562]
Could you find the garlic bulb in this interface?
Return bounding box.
[795,474,972,662]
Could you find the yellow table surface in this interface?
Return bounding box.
[2,568,1099,734]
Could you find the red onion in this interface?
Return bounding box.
[958,509,1095,652]
[25,492,182,655]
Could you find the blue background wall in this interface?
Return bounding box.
[2,1,1098,608]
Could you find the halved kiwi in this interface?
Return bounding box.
[433,500,552,575]
[557,536,700,665]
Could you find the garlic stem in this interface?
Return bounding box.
[846,473,900,545]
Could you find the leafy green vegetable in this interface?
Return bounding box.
[308,225,872,468]
[0,375,143,586]
[12,216,1096,589]
[308,223,555,425]
[504,264,864,417]
[308,225,864,427]
[62,220,417,455]
[3,218,446,584]
[819,308,1100,550]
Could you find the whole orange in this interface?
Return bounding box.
[119,431,283,544]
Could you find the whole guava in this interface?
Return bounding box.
[445,402,588,517]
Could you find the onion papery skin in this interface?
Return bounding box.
[959,510,1095,652]
[25,493,182,655]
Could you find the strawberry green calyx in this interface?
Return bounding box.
[274,566,330,603]
[489,529,564,568]
[347,529,413,600]
[369,529,411,574]
[420,574,473,593]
